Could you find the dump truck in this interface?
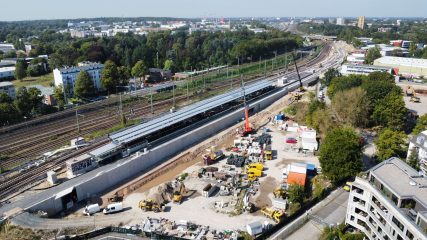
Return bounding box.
[247,163,264,171]
[247,168,262,181]
[138,199,165,212]
[261,207,285,223]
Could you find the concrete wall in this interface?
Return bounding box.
[27,87,290,216]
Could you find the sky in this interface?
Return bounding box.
[1,0,427,21]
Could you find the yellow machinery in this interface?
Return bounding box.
[247,163,264,171]
[273,188,286,199]
[138,199,164,212]
[343,181,353,192]
[172,182,187,204]
[261,207,285,223]
[247,168,262,181]
[405,86,416,97]
[410,96,421,103]
[264,150,273,160]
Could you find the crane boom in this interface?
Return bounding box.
[292,52,303,89]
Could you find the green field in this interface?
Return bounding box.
[12,73,54,88]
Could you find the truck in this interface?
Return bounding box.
[202,183,217,198]
[247,168,262,181]
[203,150,224,165]
[261,207,285,223]
[247,163,264,171]
[103,202,123,214]
[83,204,100,216]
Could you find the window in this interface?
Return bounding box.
[350,215,355,221]
[406,230,414,240]
[392,216,404,231]
[397,234,403,240]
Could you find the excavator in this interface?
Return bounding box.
[273,187,287,199]
[138,199,165,212]
[406,86,421,103]
[172,182,187,204]
[261,207,285,223]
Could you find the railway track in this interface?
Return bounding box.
[0,43,332,201]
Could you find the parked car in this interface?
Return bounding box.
[285,137,297,144]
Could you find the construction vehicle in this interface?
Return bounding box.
[273,188,287,199]
[292,52,305,92]
[405,86,416,96]
[410,96,421,103]
[107,193,123,203]
[264,150,273,160]
[247,163,264,171]
[202,148,224,165]
[138,199,165,212]
[172,182,187,204]
[261,207,285,223]
[241,79,254,137]
[343,181,353,192]
[247,168,262,181]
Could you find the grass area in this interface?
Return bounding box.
[12,73,54,88]
[84,119,140,141]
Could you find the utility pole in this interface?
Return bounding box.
[150,88,153,114]
[76,108,80,133]
[172,80,176,108]
[264,60,267,77]
[156,51,159,68]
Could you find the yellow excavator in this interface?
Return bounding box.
[261,207,285,223]
[406,86,421,103]
[273,188,287,199]
[172,182,187,204]
[138,199,164,212]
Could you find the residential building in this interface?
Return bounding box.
[337,17,345,26]
[53,62,104,96]
[407,130,427,176]
[0,81,16,99]
[345,157,427,240]
[378,27,393,33]
[0,43,15,53]
[340,64,392,76]
[357,37,374,46]
[347,51,366,64]
[358,16,365,29]
[0,66,15,79]
[374,57,427,78]
[402,41,413,49]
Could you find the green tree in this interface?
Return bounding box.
[322,68,341,86]
[409,43,417,57]
[101,60,119,93]
[319,126,363,184]
[365,47,382,64]
[412,114,427,135]
[117,66,131,86]
[367,72,394,82]
[14,87,32,116]
[327,75,363,98]
[287,184,306,205]
[14,60,27,80]
[407,147,420,171]
[375,129,407,161]
[361,79,401,107]
[74,70,95,98]
[0,103,21,125]
[372,92,407,130]
[0,92,12,104]
[131,60,148,86]
[53,85,65,109]
[331,87,370,127]
[163,59,175,72]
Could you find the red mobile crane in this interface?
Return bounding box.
[241,81,253,137]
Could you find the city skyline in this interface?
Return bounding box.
[1,0,427,21]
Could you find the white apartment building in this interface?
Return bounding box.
[337,17,345,26]
[53,62,104,96]
[407,130,427,176]
[340,64,392,76]
[346,157,427,240]
[0,81,16,99]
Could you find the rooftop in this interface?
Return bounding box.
[370,157,427,209]
[0,81,14,87]
[56,62,104,74]
[374,56,427,68]
[343,64,392,70]
[410,130,427,150]
[0,67,15,72]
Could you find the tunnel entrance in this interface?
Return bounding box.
[55,187,78,210]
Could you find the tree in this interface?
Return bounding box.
[163,59,175,72]
[14,60,27,80]
[372,92,407,130]
[327,75,363,98]
[0,103,21,125]
[117,66,131,86]
[0,92,12,104]
[332,87,370,127]
[365,47,382,64]
[28,87,43,113]
[375,129,407,161]
[101,60,119,93]
[407,148,420,171]
[53,85,65,109]
[412,114,427,135]
[287,184,306,205]
[14,87,32,116]
[131,60,148,86]
[319,126,363,184]
[322,68,341,86]
[74,70,95,98]
[361,79,402,107]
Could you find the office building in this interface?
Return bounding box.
[340,64,392,76]
[374,57,427,77]
[53,62,104,96]
[358,16,365,29]
[407,130,427,176]
[337,17,345,26]
[0,81,16,99]
[346,157,427,240]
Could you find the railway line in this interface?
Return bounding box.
[0,43,334,201]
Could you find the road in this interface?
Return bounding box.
[269,189,349,240]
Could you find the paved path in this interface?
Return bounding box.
[270,188,349,240]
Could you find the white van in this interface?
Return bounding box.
[103,202,123,214]
[83,204,100,216]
